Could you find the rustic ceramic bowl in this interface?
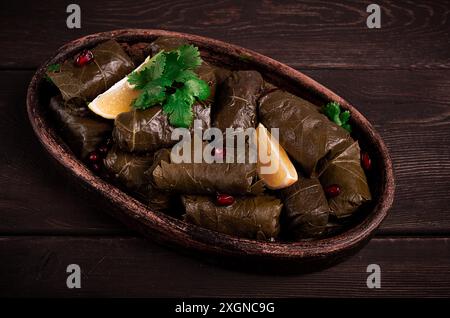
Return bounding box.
[27,29,394,272]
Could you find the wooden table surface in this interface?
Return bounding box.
[0,0,449,297]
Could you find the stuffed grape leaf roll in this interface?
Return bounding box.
[151,160,260,195]
[197,62,217,100]
[113,103,211,153]
[213,70,264,130]
[49,95,112,159]
[182,195,282,240]
[258,90,349,176]
[104,147,173,211]
[46,40,135,102]
[318,140,372,217]
[103,146,153,190]
[143,148,174,211]
[281,178,330,239]
[120,42,153,65]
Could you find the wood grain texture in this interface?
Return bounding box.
[0,0,448,297]
[0,236,448,297]
[0,0,449,69]
[1,70,448,234]
[0,71,128,234]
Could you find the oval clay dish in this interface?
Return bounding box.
[27,29,394,272]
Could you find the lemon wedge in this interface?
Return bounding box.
[88,56,150,119]
[256,123,298,189]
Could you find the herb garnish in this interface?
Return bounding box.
[127,45,210,128]
[47,63,61,72]
[323,101,352,133]
[238,54,252,62]
[45,63,61,83]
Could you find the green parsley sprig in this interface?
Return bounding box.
[127,45,210,128]
[45,63,61,83]
[322,101,352,133]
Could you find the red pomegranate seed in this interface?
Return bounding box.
[91,163,101,172]
[88,151,100,162]
[214,148,226,160]
[216,194,235,206]
[324,184,341,198]
[75,50,94,66]
[361,152,372,170]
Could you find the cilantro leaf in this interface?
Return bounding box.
[45,63,61,83]
[47,63,61,72]
[323,101,352,133]
[177,45,202,69]
[323,101,341,125]
[128,52,166,89]
[164,88,194,128]
[342,123,352,132]
[174,70,198,83]
[162,51,183,79]
[133,84,166,109]
[126,44,210,127]
[184,78,210,101]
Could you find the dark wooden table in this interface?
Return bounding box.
[0,0,449,297]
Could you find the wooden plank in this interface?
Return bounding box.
[0,236,448,297]
[1,70,449,234]
[0,71,128,234]
[0,0,449,69]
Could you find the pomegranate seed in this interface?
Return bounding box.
[361,152,372,170]
[75,50,94,66]
[324,184,341,198]
[214,148,226,160]
[91,163,101,172]
[88,151,100,162]
[216,194,235,206]
[98,145,109,156]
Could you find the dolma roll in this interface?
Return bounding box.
[258,90,349,176]
[213,70,264,130]
[144,148,174,211]
[151,160,259,195]
[281,178,330,239]
[182,195,282,240]
[46,40,135,102]
[49,95,112,159]
[103,146,153,190]
[196,62,217,100]
[214,67,232,84]
[121,42,153,65]
[113,103,211,153]
[319,140,372,217]
[104,147,173,211]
